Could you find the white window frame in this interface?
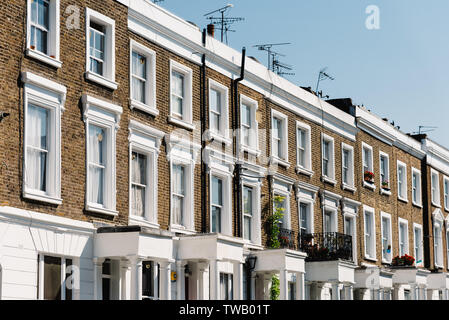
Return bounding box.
[342,198,360,264]
[431,169,441,207]
[341,143,355,192]
[85,8,117,90]
[207,79,231,145]
[168,60,194,130]
[273,187,291,230]
[128,120,164,228]
[446,226,449,268]
[166,135,201,234]
[270,110,289,168]
[22,72,66,205]
[239,95,260,157]
[82,94,122,216]
[296,181,318,237]
[321,133,336,185]
[398,218,409,256]
[363,205,376,261]
[380,212,392,264]
[411,167,422,207]
[37,254,77,300]
[129,40,157,116]
[295,121,313,176]
[397,161,408,202]
[209,170,232,236]
[241,170,263,246]
[432,209,444,268]
[444,176,449,212]
[362,142,375,190]
[413,223,424,267]
[26,0,62,68]
[379,151,391,195]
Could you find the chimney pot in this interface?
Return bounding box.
[207,24,215,38]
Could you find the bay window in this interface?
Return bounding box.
[22,72,65,205]
[130,40,157,116]
[27,0,61,68]
[85,8,117,90]
[82,94,122,216]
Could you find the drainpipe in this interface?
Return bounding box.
[201,29,207,233]
[233,48,246,238]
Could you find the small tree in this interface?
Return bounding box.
[270,275,280,300]
[267,195,285,249]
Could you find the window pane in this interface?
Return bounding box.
[243,187,252,215]
[244,216,251,240]
[142,261,154,298]
[132,52,147,79]
[212,177,223,206]
[241,104,251,127]
[132,185,145,217]
[172,71,184,97]
[44,256,62,300]
[300,203,308,233]
[212,206,221,233]
[132,152,147,185]
[132,78,146,104]
[210,89,221,113]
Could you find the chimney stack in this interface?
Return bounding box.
[207,24,215,38]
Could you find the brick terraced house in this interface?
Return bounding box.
[0,0,447,300]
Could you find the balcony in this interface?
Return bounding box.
[278,228,297,250]
[299,232,353,262]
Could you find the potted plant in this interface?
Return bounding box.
[364,171,375,183]
[382,180,390,190]
[392,254,415,267]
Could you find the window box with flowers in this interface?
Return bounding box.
[364,171,375,183]
[392,254,415,267]
[381,180,390,191]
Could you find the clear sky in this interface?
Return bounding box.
[157,0,449,147]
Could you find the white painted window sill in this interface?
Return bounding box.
[296,166,313,177]
[85,204,118,217]
[412,202,423,209]
[382,258,392,265]
[364,256,378,262]
[170,224,196,235]
[206,131,233,146]
[23,190,62,206]
[128,216,160,229]
[240,145,261,157]
[85,71,118,90]
[269,156,291,169]
[363,181,377,191]
[129,99,159,117]
[26,48,62,69]
[398,197,409,204]
[380,188,391,196]
[431,201,441,208]
[321,175,337,186]
[167,116,196,131]
[342,183,356,193]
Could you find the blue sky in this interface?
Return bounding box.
[158,0,449,147]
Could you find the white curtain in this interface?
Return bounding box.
[131,152,146,217]
[132,52,146,103]
[26,105,48,191]
[88,125,105,205]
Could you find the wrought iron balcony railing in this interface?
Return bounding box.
[278,228,297,250]
[299,232,353,262]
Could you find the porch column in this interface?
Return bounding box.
[197,262,209,300]
[393,284,400,300]
[304,281,312,300]
[120,260,131,300]
[93,258,105,300]
[279,269,289,300]
[160,261,172,300]
[344,284,354,300]
[250,271,256,300]
[209,259,220,300]
[130,257,143,300]
[152,261,159,300]
[233,261,243,300]
[176,261,186,300]
[331,282,341,300]
[295,272,305,300]
[410,283,418,300]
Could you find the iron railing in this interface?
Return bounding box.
[299,232,353,262]
[278,228,297,250]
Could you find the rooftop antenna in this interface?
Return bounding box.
[412,125,438,135]
[204,4,244,44]
[253,43,291,72]
[272,58,295,77]
[316,67,335,94]
[152,0,165,4]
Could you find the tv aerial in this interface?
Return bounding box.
[252,43,293,76]
[204,4,244,44]
[152,0,164,4]
[315,67,335,95]
[412,126,438,135]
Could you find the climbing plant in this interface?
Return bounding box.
[267,194,285,249]
[270,274,280,300]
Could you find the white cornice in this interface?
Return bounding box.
[21,71,67,106]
